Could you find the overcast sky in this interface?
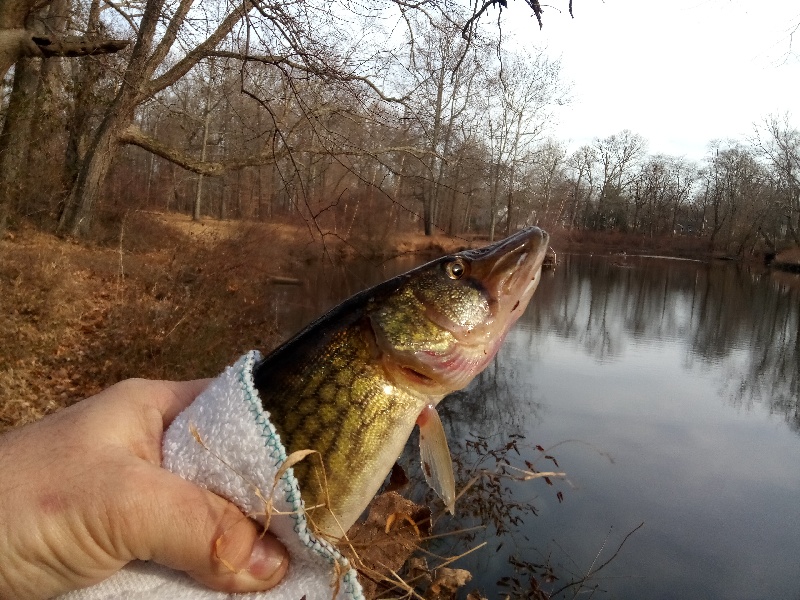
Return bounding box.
[504,0,800,161]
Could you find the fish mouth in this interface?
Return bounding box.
[460,227,549,335]
[407,228,549,392]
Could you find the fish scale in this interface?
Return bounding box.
[261,321,424,524]
[254,227,549,539]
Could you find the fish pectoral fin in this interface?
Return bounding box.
[417,404,456,514]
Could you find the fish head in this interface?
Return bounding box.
[370,227,549,397]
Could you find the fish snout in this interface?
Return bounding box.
[469,227,549,301]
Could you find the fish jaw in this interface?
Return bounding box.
[454,226,549,339]
[373,227,549,397]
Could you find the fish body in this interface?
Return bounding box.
[253,227,549,539]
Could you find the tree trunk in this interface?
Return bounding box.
[506,165,516,235]
[423,194,433,236]
[423,64,446,236]
[58,0,168,235]
[64,43,102,199]
[462,190,473,234]
[58,111,126,235]
[219,178,227,220]
[193,106,212,221]
[145,120,158,206]
[488,162,500,242]
[0,56,39,229]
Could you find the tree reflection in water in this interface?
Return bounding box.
[276,252,800,598]
[529,255,799,430]
[394,255,800,598]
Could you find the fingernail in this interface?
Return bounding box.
[248,534,288,584]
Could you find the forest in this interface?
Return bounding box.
[2,3,800,598]
[1,0,799,259]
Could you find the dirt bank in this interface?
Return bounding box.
[773,246,800,273]
[0,213,300,430]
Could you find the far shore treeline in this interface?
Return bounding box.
[1,0,798,259]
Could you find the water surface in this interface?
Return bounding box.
[274,252,800,598]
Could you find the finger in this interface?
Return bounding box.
[118,466,288,593]
[144,379,213,426]
[87,379,212,463]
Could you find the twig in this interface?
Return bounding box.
[552,522,645,596]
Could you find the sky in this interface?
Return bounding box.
[502,0,800,161]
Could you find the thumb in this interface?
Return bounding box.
[122,466,289,593]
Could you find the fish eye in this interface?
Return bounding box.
[445,258,467,280]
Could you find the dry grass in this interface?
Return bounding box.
[0,229,107,429]
[0,213,304,432]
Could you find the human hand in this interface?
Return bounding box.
[0,378,289,599]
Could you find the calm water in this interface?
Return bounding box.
[274,252,800,599]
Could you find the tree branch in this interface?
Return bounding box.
[30,34,130,57]
[145,0,253,98]
[461,0,544,43]
[101,0,140,34]
[0,29,129,77]
[206,50,411,103]
[119,124,284,176]
[145,0,193,75]
[118,124,432,176]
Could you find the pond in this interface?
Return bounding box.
[273,250,800,599]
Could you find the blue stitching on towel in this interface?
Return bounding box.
[236,351,365,600]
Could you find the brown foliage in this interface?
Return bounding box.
[775,245,800,267]
[548,225,713,259]
[0,212,302,432]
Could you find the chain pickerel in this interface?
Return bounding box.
[253,227,549,540]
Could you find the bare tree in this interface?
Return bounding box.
[697,141,767,253]
[0,0,129,232]
[565,144,596,229]
[527,137,567,229]
[592,130,646,229]
[752,113,800,245]
[401,16,483,236]
[482,51,565,240]
[55,0,263,235]
[0,0,572,235]
[630,154,696,236]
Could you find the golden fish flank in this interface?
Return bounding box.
[253,227,550,540]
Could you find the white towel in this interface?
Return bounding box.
[60,351,365,600]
